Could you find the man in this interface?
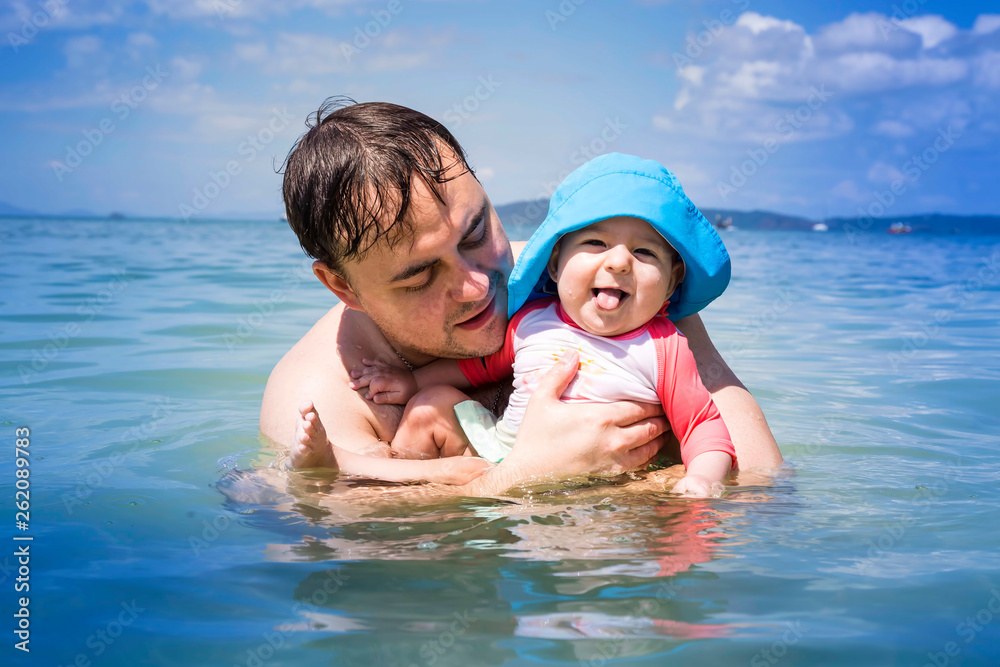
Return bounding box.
[260,100,781,496]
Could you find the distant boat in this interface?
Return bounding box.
[888,222,913,235]
[108,212,125,220]
[812,222,829,232]
[713,214,735,231]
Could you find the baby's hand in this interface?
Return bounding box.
[671,474,726,499]
[348,358,418,405]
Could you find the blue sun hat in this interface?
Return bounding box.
[507,153,731,322]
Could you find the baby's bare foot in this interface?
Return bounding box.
[291,401,338,469]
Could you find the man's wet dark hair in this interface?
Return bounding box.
[281,97,473,275]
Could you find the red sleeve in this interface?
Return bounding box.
[649,317,737,469]
[456,298,555,387]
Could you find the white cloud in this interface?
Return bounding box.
[974,51,1000,89]
[677,65,704,86]
[145,0,371,21]
[735,12,801,36]
[236,33,353,75]
[867,161,906,185]
[831,179,865,203]
[818,52,967,93]
[234,42,269,63]
[972,14,1000,35]
[667,162,709,187]
[814,12,920,55]
[873,120,914,138]
[897,15,958,50]
[170,56,203,81]
[655,11,992,144]
[64,35,103,69]
[0,0,121,32]
[126,32,157,50]
[234,29,451,75]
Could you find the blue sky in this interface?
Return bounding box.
[1,0,998,220]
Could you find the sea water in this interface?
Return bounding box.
[1,217,999,666]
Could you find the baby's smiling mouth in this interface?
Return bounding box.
[592,288,630,310]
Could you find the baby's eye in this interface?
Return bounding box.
[582,239,606,247]
[634,247,658,258]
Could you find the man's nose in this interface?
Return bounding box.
[452,261,491,302]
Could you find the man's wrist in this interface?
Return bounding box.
[459,456,537,496]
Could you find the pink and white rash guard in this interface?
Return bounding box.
[458,297,736,468]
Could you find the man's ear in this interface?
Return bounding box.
[546,241,562,283]
[313,261,364,311]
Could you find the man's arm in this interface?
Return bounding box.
[674,312,783,469]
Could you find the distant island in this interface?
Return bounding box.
[2,198,998,236]
[493,199,1000,237]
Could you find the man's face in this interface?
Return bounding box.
[341,164,513,361]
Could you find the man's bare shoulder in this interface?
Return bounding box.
[259,303,401,450]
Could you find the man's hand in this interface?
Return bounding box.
[467,350,669,493]
[348,358,418,405]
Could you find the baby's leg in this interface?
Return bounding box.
[292,401,339,469]
[392,385,474,460]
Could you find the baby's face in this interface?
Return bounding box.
[547,217,684,337]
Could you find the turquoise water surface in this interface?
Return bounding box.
[2,217,1000,666]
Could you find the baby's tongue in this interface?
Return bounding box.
[595,289,621,310]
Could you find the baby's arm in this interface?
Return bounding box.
[348,358,471,405]
[651,319,736,497]
[293,401,491,484]
[671,451,732,497]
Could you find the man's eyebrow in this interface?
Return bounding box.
[387,201,488,284]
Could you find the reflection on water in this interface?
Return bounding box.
[216,458,785,663]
